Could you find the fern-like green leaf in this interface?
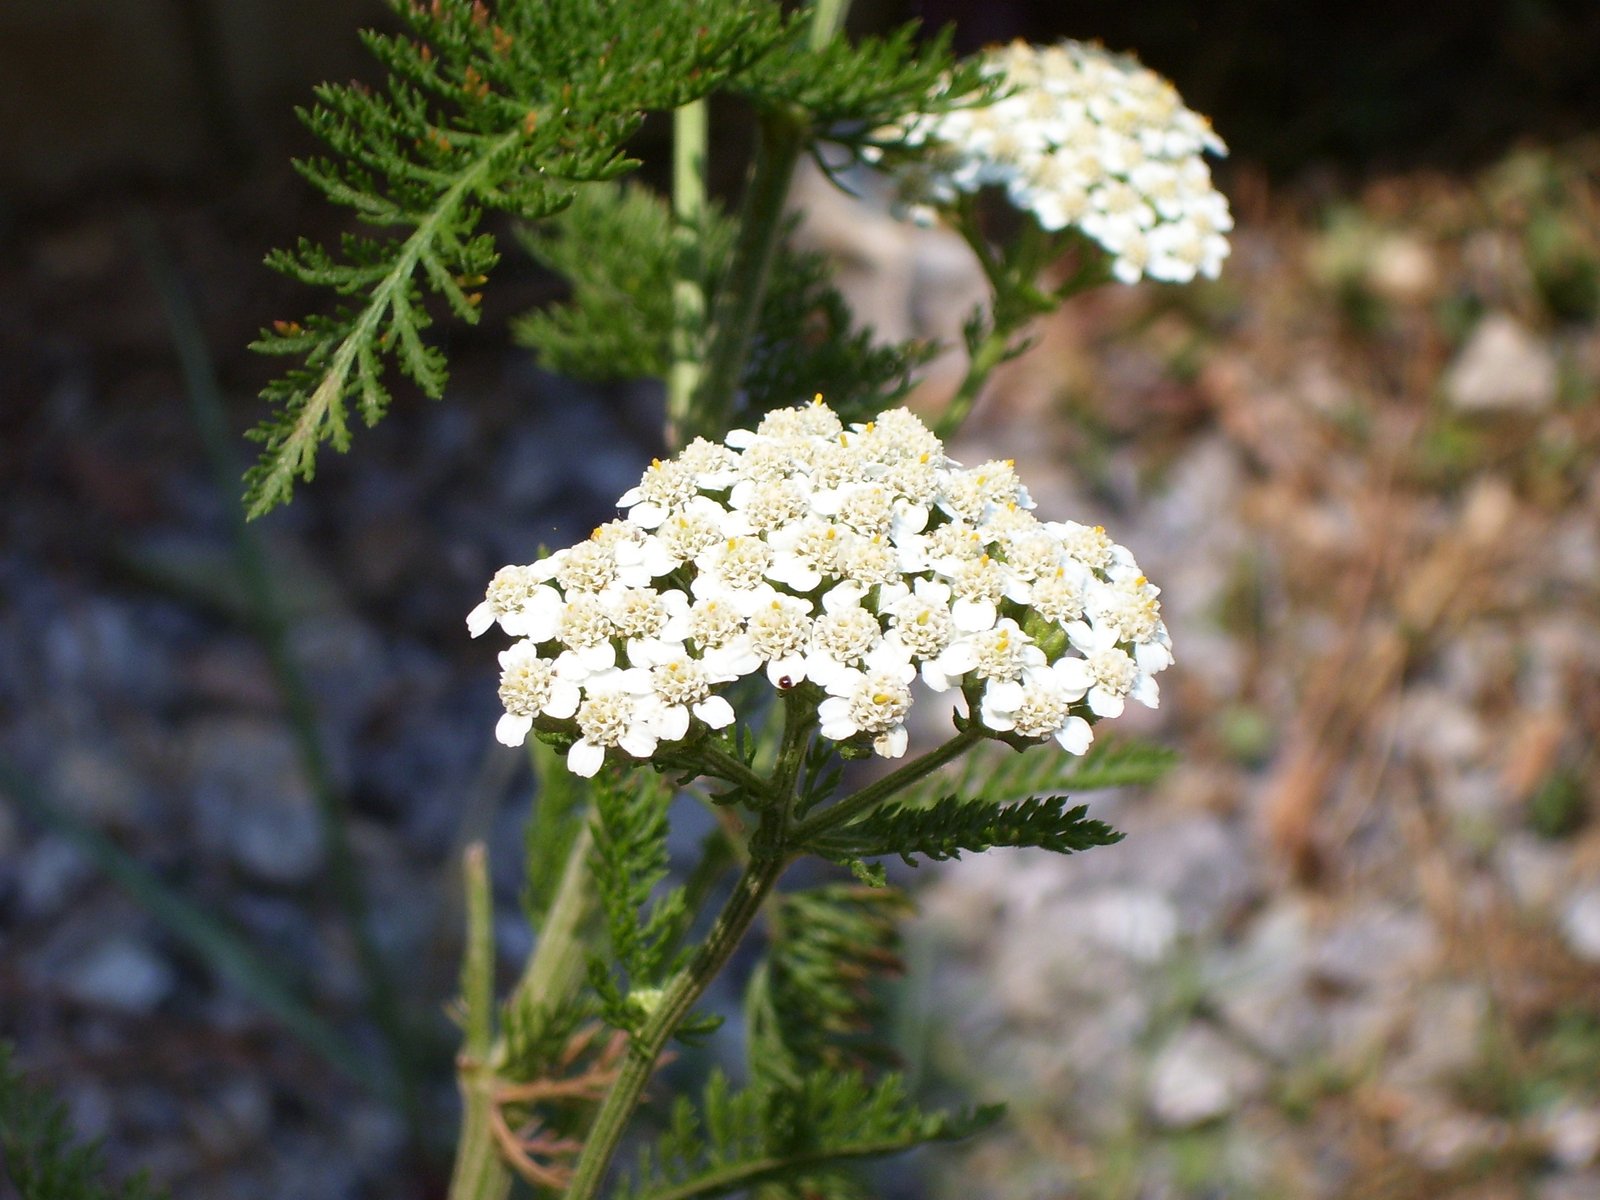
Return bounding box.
[735,22,997,140]
[512,184,735,380]
[895,737,1178,816]
[812,794,1124,868]
[588,766,689,1029]
[617,1069,999,1200]
[246,0,791,517]
[749,884,911,1086]
[742,243,935,424]
[0,1043,169,1200]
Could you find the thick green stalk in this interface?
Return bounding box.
[667,99,708,449]
[688,107,807,442]
[808,0,850,48]
[503,821,596,1029]
[563,850,789,1200]
[686,0,853,442]
[449,846,502,1200]
[447,819,598,1200]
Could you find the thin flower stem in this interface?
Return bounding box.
[136,222,419,1128]
[563,849,788,1200]
[677,741,778,801]
[934,322,1017,440]
[791,726,985,843]
[667,98,708,450]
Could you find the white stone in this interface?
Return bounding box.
[1079,887,1179,964]
[1366,233,1439,304]
[1444,313,1557,413]
[1559,888,1600,963]
[1538,1103,1600,1170]
[1495,833,1569,913]
[1146,1024,1266,1128]
[61,936,174,1014]
[1312,903,1437,990]
[1395,1102,1508,1171]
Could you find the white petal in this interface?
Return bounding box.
[1053,717,1093,755]
[767,558,821,592]
[1088,687,1125,718]
[640,541,677,577]
[495,713,532,747]
[629,501,668,529]
[985,679,1025,710]
[952,598,997,632]
[804,654,849,690]
[821,583,867,613]
[891,502,929,535]
[766,655,808,687]
[1049,657,1093,694]
[692,695,736,729]
[864,641,916,677]
[1134,639,1174,673]
[576,642,617,671]
[653,704,691,742]
[703,641,761,679]
[619,728,658,758]
[979,699,1016,731]
[546,679,581,719]
[566,740,605,777]
[874,726,909,758]
[467,601,496,638]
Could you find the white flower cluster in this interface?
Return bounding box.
[870,40,1232,285]
[472,398,1171,777]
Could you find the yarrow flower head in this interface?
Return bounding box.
[867,40,1232,284]
[472,397,1173,777]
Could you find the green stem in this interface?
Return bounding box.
[689,0,852,440]
[684,742,780,801]
[503,821,597,1029]
[791,727,983,842]
[135,221,418,1128]
[447,818,598,1200]
[689,107,806,442]
[667,98,708,450]
[933,322,1017,440]
[449,845,502,1200]
[0,754,381,1098]
[933,204,1035,441]
[564,851,789,1200]
[808,0,850,48]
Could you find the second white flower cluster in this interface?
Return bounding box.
[472,398,1171,777]
[869,39,1233,285]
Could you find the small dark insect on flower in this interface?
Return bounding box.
[777,676,795,690]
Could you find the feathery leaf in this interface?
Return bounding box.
[617,1069,999,1200]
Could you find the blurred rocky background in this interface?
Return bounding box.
[3,2,1600,1198]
